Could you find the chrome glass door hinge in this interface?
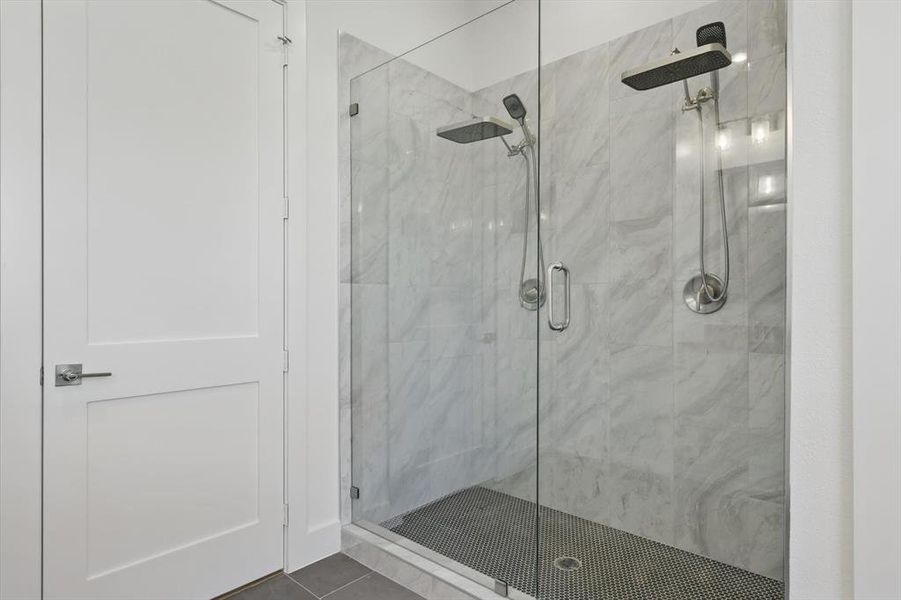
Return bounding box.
[282,196,289,219]
[283,503,290,526]
[278,36,292,66]
[283,350,289,373]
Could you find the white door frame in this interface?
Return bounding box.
[0,2,43,598]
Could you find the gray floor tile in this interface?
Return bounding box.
[228,574,317,600]
[289,553,371,597]
[323,573,425,600]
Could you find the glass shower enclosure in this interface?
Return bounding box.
[346,1,787,598]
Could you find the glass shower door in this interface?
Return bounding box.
[347,2,544,596]
[348,1,787,598]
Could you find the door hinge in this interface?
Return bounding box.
[283,503,290,526]
[350,486,360,500]
[283,350,289,373]
[282,196,289,219]
[39,366,44,386]
[349,103,359,117]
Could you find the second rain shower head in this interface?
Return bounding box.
[621,22,731,91]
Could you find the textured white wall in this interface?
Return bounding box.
[852,2,901,598]
[788,1,854,598]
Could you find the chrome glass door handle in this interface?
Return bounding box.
[547,262,571,332]
[55,364,112,387]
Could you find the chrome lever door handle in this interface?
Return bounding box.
[547,262,571,332]
[55,364,112,387]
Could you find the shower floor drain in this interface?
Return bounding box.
[554,556,581,572]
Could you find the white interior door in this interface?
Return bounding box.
[42,1,286,598]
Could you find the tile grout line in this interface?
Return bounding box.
[283,571,326,599]
[319,572,375,599]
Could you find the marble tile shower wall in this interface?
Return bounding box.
[340,0,785,582]
[476,0,786,581]
[346,41,504,524]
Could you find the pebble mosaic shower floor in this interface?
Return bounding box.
[382,486,784,600]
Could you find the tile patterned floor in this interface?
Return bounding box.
[383,486,784,600]
[221,553,425,600]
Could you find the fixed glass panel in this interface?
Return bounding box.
[536,0,788,598]
[348,1,542,595]
[347,0,787,598]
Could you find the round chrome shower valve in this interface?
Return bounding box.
[683,273,727,314]
[520,278,546,311]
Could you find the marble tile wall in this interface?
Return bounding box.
[344,36,501,525]
[475,0,786,581]
[340,0,786,585]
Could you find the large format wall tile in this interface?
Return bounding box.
[609,19,673,103]
[545,43,610,177]
[609,345,674,475]
[748,0,787,61]
[748,52,787,118]
[351,284,390,522]
[548,166,610,284]
[748,204,786,340]
[608,215,673,346]
[610,93,674,222]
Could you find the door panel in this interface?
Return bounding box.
[42,1,285,598]
[83,0,261,345]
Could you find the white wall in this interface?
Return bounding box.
[0,2,43,599]
[788,1,854,597]
[852,2,901,599]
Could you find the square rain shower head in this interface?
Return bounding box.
[621,43,732,91]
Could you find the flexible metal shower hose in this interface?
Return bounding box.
[695,95,730,302]
[518,143,546,307]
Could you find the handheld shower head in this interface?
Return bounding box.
[503,94,527,124]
